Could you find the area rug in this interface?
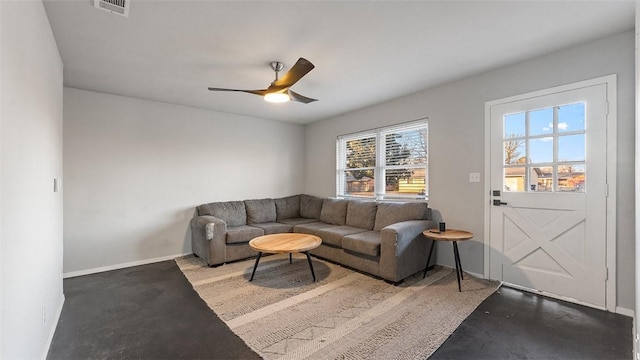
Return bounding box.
[176,253,499,360]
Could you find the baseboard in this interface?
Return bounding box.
[41,294,65,360]
[464,269,485,279]
[63,253,192,278]
[439,264,485,280]
[616,306,635,317]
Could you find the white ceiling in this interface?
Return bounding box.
[42,0,635,124]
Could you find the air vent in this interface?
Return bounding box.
[94,0,129,17]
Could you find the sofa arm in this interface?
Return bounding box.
[379,219,437,282]
[190,215,228,266]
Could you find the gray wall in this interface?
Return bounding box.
[63,88,306,275]
[1,1,64,358]
[304,31,635,311]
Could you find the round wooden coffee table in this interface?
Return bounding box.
[249,233,322,282]
[422,229,474,292]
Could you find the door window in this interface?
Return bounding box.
[502,102,586,193]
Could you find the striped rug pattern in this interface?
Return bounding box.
[176,253,498,360]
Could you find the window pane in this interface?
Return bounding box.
[346,137,376,169]
[558,134,585,162]
[504,112,525,138]
[344,170,374,196]
[558,103,585,132]
[504,167,525,192]
[530,167,552,192]
[529,137,553,163]
[558,164,585,192]
[385,129,427,166]
[529,108,553,136]
[385,168,425,196]
[504,137,525,164]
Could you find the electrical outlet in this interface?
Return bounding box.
[469,172,481,183]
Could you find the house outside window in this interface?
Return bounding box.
[336,119,428,200]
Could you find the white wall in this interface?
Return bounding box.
[305,31,635,311]
[1,1,64,359]
[63,88,305,275]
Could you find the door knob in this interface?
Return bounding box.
[493,199,508,206]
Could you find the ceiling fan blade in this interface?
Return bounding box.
[268,58,315,92]
[288,89,318,104]
[208,87,267,96]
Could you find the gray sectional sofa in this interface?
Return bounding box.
[190,194,436,283]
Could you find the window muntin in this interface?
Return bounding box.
[502,102,586,193]
[337,120,428,199]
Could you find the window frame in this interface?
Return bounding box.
[336,119,428,200]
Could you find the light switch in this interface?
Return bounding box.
[469,172,480,183]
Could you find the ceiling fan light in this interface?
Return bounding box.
[264,92,290,103]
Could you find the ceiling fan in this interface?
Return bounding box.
[207,57,318,104]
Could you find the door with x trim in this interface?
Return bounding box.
[489,82,608,308]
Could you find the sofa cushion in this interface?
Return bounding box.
[293,221,335,236]
[346,200,377,230]
[245,198,276,224]
[315,225,367,247]
[226,225,264,244]
[320,198,348,225]
[373,202,431,231]
[277,217,319,226]
[197,201,246,227]
[275,195,300,220]
[342,231,381,257]
[251,222,293,235]
[300,194,323,219]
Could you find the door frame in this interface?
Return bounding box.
[483,75,617,312]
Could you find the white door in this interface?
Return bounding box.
[488,79,612,308]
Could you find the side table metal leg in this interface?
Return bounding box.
[289,253,292,264]
[305,251,316,282]
[249,252,262,281]
[452,242,461,292]
[453,241,464,280]
[423,239,437,279]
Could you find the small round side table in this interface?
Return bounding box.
[422,229,474,292]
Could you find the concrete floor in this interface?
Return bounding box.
[431,286,632,359]
[47,260,260,360]
[47,260,633,360]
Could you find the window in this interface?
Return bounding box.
[336,120,428,200]
[503,103,586,192]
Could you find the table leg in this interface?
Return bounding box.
[452,242,462,292]
[453,241,464,280]
[423,238,437,279]
[249,252,262,282]
[289,253,292,264]
[305,251,316,282]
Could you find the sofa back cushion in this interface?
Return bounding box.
[373,202,431,231]
[197,201,246,227]
[320,198,348,225]
[274,195,300,220]
[346,200,377,230]
[300,194,323,219]
[245,198,276,224]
